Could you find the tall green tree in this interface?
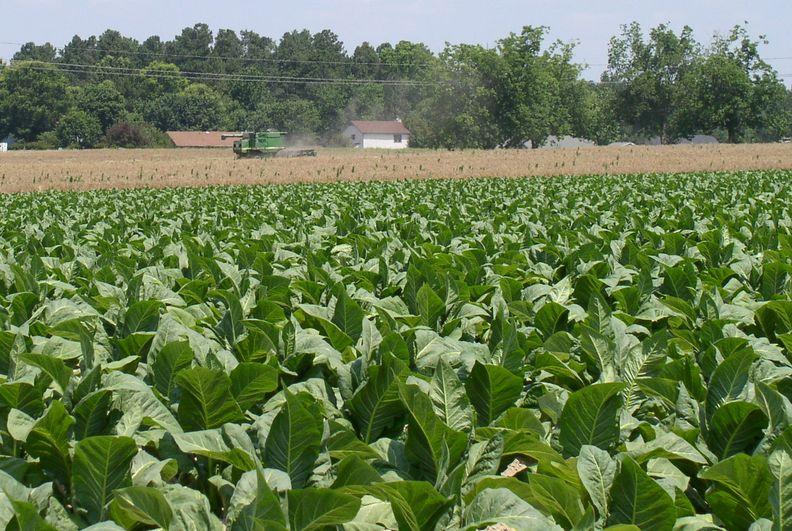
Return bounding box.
[95,30,141,65]
[166,24,213,72]
[379,41,436,121]
[75,80,126,131]
[61,36,98,66]
[56,110,102,148]
[604,23,699,143]
[138,62,188,97]
[12,42,57,62]
[0,62,70,141]
[495,26,580,147]
[410,44,502,148]
[671,26,788,142]
[212,29,243,74]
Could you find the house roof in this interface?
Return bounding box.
[350,121,411,135]
[166,131,239,148]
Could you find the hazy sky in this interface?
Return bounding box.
[2,0,791,82]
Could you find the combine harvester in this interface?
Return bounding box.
[222,131,317,159]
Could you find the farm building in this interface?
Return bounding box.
[167,131,239,148]
[1,135,15,151]
[343,120,411,149]
[541,135,596,149]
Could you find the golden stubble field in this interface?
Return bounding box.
[1,143,791,193]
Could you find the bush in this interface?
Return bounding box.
[15,131,60,150]
[104,122,171,148]
[56,110,102,148]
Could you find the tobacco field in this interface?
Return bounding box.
[0,171,790,530]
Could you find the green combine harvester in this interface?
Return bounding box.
[221,131,317,159]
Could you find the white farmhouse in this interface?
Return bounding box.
[343,120,411,149]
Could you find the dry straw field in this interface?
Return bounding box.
[1,143,791,193]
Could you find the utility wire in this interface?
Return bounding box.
[2,62,790,84]
[0,40,436,69]
[2,40,788,71]
[0,60,444,86]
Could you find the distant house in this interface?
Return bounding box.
[677,135,719,145]
[541,135,595,149]
[167,131,239,148]
[642,135,719,146]
[1,134,15,151]
[342,120,411,149]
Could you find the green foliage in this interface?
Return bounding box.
[0,171,788,529]
[605,22,699,143]
[3,22,789,148]
[103,121,171,148]
[56,110,102,148]
[0,62,70,141]
[607,22,789,143]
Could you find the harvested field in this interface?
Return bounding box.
[1,143,791,193]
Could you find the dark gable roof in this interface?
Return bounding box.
[167,131,239,148]
[350,121,411,135]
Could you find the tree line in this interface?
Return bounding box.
[0,22,790,149]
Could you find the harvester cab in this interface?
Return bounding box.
[221,131,316,159]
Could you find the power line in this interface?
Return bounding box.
[4,39,789,73]
[0,60,444,86]
[0,40,436,69]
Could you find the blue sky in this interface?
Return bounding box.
[2,0,791,82]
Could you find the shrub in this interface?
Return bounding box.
[56,110,102,148]
[104,122,172,148]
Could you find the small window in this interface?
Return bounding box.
[394,134,403,143]
[351,134,356,140]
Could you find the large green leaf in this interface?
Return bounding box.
[465,362,523,427]
[264,390,323,488]
[757,382,792,436]
[341,481,451,531]
[577,444,617,519]
[175,366,245,431]
[429,358,473,432]
[331,455,384,488]
[332,289,364,342]
[171,430,256,471]
[705,350,756,420]
[19,353,71,395]
[606,457,676,531]
[463,488,563,530]
[230,361,279,411]
[25,400,74,487]
[699,453,773,529]
[231,469,287,531]
[73,389,113,439]
[348,352,409,442]
[150,341,193,400]
[489,311,525,373]
[398,383,467,481]
[769,449,792,531]
[706,401,768,459]
[72,436,138,524]
[160,484,224,530]
[287,488,361,531]
[104,372,183,434]
[109,486,173,529]
[121,300,163,336]
[416,284,445,329]
[558,382,624,456]
[522,475,586,528]
[534,302,569,339]
[7,499,58,531]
